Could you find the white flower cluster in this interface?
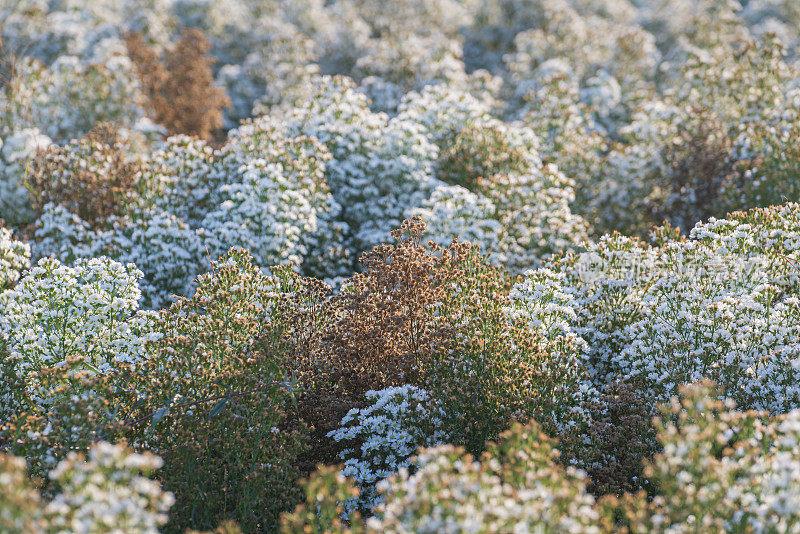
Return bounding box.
[275,78,588,266]
[276,76,438,254]
[369,422,600,533]
[46,442,174,534]
[641,383,800,533]
[0,442,175,534]
[0,227,30,291]
[197,120,349,279]
[0,441,173,534]
[0,55,144,145]
[328,385,445,514]
[502,0,659,107]
[504,268,583,342]
[0,129,53,226]
[0,256,156,380]
[403,84,589,269]
[510,202,800,412]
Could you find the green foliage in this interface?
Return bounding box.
[122,249,308,532]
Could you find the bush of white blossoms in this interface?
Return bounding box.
[0,256,156,380]
[0,227,30,291]
[276,77,588,266]
[328,385,446,515]
[31,120,351,307]
[507,202,800,413]
[0,441,174,534]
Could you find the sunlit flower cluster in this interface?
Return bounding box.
[0,441,173,534]
[508,202,800,413]
[0,55,144,145]
[0,256,156,379]
[369,421,601,533]
[31,122,350,305]
[0,227,30,291]
[0,129,53,226]
[629,382,800,532]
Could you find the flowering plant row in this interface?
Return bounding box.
[4,1,800,532]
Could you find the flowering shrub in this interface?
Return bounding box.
[614,251,800,413]
[121,249,307,532]
[511,202,800,415]
[0,452,43,533]
[30,118,349,306]
[0,128,53,225]
[277,75,438,254]
[0,54,144,144]
[286,420,602,533]
[28,123,141,228]
[372,420,600,533]
[501,0,659,101]
[0,253,154,467]
[198,120,349,280]
[0,441,174,534]
[283,218,588,479]
[27,124,190,305]
[328,385,445,514]
[564,380,659,497]
[286,218,469,470]
[413,113,589,269]
[0,256,154,377]
[0,226,30,291]
[610,381,800,532]
[45,441,174,533]
[143,134,222,226]
[583,35,800,237]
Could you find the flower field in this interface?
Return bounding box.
[4,0,800,532]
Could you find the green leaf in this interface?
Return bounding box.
[209,398,229,418]
[151,406,169,426]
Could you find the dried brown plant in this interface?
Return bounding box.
[281,217,517,467]
[283,217,456,467]
[28,123,140,228]
[322,217,451,390]
[125,29,230,141]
